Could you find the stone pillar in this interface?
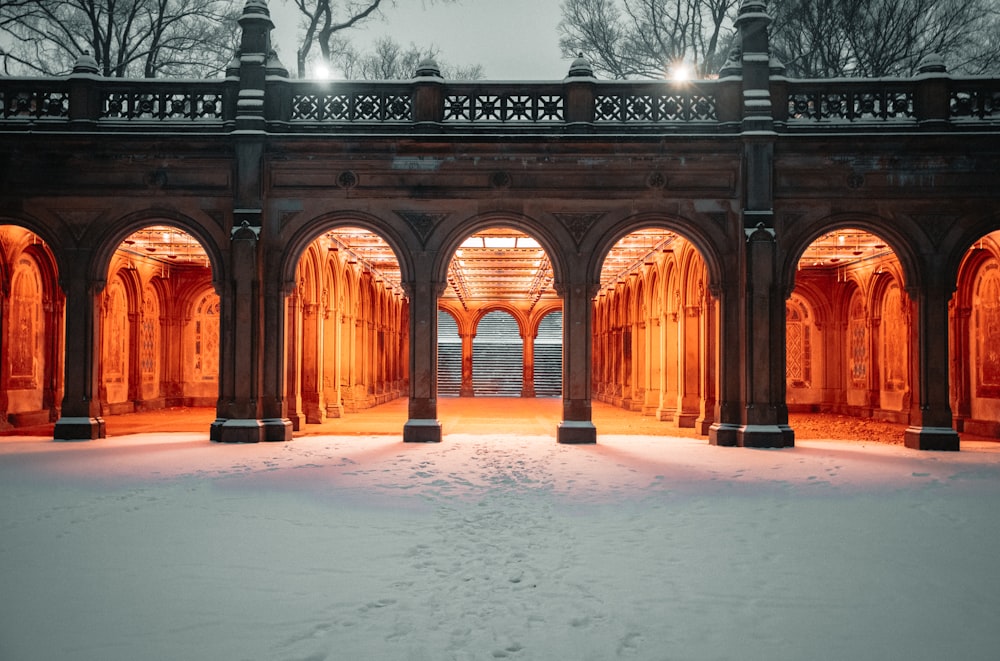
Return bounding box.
[657,309,678,421]
[643,316,660,415]
[211,221,265,442]
[301,301,325,423]
[0,293,9,428]
[676,303,702,427]
[737,225,794,447]
[521,331,537,398]
[904,282,960,450]
[261,267,292,441]
[709,276,742,446]
[557,281,597,443]
[284,289,303,431]
[53,251,105,440]
[695,291,717,435]
[403,278,443,442]
[949,303,971,431]
[459,330,475,396]
[325,299,344,418]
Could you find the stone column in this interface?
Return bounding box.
[557,281,597,443]
[284,289,303,430]
[949,303,971,431]
[657,309,678,421]
[695,292,717,435]
[403,278,443,442]
[643,316,660,415]
[709,277,741,446]
[54,251,105,440]
[300,301,325,423]
[904,282,960,450]
[211,220,265,443]
[675,304,701,427]
[260,265,292,441]
[0,293,9,428]
[521,330,537,398]
[459,330,475,396]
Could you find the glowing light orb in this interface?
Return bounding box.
[670,63,692,82]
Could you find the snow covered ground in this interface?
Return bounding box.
[2,432,999,661]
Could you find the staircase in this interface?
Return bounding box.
[436,310,562,397]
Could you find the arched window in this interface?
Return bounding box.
[881,283,908,392]
[9,255,43,387]
[140,286,160,383]
[103,278,128,383]
[785,296,812,387]
[849,291,867,388]
[975,263,1000,397]
[193,292,220,381]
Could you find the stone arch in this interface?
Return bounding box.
[86,210,225,292]
[470,303,530,339]
[280,212,413,292]
[941,211,1000,289]
[588,212,727,295]
[780,213,923,297]
[432,212,569,289]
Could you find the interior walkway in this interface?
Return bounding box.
[9,396,998,445]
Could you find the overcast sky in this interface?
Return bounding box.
[271,0,569,80]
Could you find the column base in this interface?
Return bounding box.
[211,418,265,443]
[53,416,106,441]
[557,420,597,444]
[403,419,442,442]
[708,422,739,446]
[904,426,960,451]
[737,424,795,448]
[262,418,293,442]
[675,413,698,428]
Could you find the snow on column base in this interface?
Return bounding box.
[708,422,739,446]
[904,426,960,451]
[737,424,795,448]
[211,418,265,443]
[262,418,293,442]
[53,416,106,441]
[557,420,597,444]
[403,419,442,443]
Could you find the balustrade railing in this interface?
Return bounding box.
[782,79,916,123]
[1,72,997,133]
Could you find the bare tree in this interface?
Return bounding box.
[338,36,483,79]
[558,0,741,79]
[770,0,1000,77]
[561,0,1000,80]
[0,0,241,77]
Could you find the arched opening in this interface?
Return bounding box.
[594,228,715,432]
[101,225,216,417]
[439,227,561,400]
[534,310,562,397]
[437,310,461,396]
[791,228,910,425]
[287,226,408,430]
[472,310,522,396]
[951,229,1000,438]
[1,225,63,430]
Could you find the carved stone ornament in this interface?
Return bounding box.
[490,171,512,189]
[646,171,666,189]
[337,171,358,189]
[395,211,448,244]
[551,212,605,247]
[847,172,865,190]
